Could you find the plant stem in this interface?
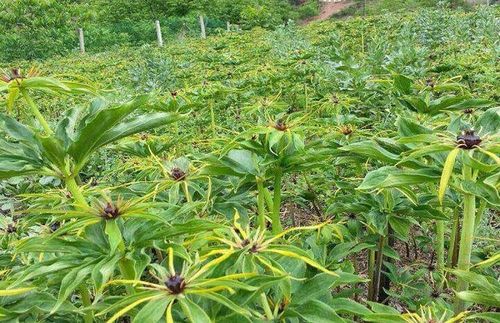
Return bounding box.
[436,219,445,291]
[209,102,216,137]
[78,285,93,323]
[447,208,460,268]
[259,293,273,321]
[182,181,192,203]
[271,168,283,234]
[263,187,274,212]
[454,164,476,313]
[256,180,266,230]
[367,248,376,301]
[372,235,386,302]
[65,176,88,207]
[436,219,445,272]
[21,90,53,135]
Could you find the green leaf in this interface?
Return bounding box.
[367,301,400,314]
[456,291,500,307]
[53,264,92,313]
[358,166,440,190]
[330,297,372,316]
[467,312,500,322]
[396,117,432,137]
[68,96,148,167]
[475,107,500,135]
[363,313,405,322]
[340,141,400,164]
[105,220,123,253]
[20,77,71,92]
[0,287,34,296]
[132,297,171,323]
[388,215,411,240]
[202,292,251,317]
[179,298,212,323]
[292,272,363,305]
[393,74,412,95]
[461,179,499,207]
[438,148,460,204]
[399,96,428,114]
[295,299,345,323]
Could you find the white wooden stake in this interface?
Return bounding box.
[78,28,85,53]
[199,15,206,39]
[226,21,230,32]
[155,20,163,47]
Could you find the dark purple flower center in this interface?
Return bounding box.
[6,224,16,233]
[50,222,60,232]
[457,130,481,149]
[170,167,186,181]
[165,275,185,294]
[101,202,120,220]
[274,120,287,131]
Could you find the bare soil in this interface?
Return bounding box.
[301,1,354,24]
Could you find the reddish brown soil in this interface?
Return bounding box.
[301,1,354,24]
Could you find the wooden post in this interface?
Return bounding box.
[226,21,230,32]
[155,20,163,47]
[78,28,85,53]
[199,15,206,39]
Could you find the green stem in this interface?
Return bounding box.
[209,102,216,137]
[436,220,445,271]
[271,168,283,234]
[367,248,376,301]
[447,208,460,268]
[78,285,93,323]
[21,90,53,135]
[182,181,192,203]
[259,293,273,321]
[371,235,386,302]
[263,187,274,212]
[436,220,445,291]
[65,176,88,207]
[474,200,486,231]
[454,164,476,313]
[256,180,266,230]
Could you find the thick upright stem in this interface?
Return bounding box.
[436,220,445,270]
[367,249,376,301]
[447,208,460,267]
[21,90,53,135]
[436,219,445,291]
[256,180,266,230]
[182,181,192,203]
[78,285,93,323]
[371,235,386,302]
[259,293,274,320]
[454,164,476,313]
[271,168,283,234]
[65,176,88,207]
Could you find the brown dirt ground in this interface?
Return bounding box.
[301,1,354,24]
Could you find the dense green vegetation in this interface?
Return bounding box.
[0,0,317,61]
[0,3,499,323]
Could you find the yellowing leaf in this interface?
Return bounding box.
[0,287,34,296]
[166,300,174,323]
[106,295,161,323]
[438,148,460,204]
